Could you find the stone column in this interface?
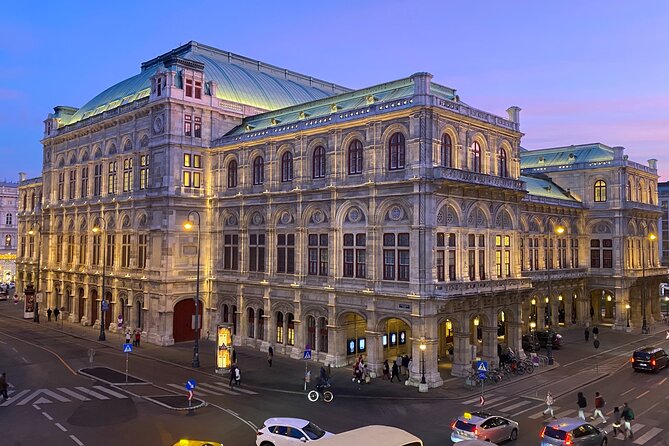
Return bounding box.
[451,331,472,377]
[481,326,498,369]
[613,288,629,331]
[507,321,523,355]
[365,331,383,378]
[326,326,346,367]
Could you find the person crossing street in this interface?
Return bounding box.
[591,391,607,423]
[576,392,587,420]
[543,390,555,418]
[621,402,635,439]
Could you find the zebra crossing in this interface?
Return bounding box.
[1,383,128,407]
[460,393,665,445]
[165,381,258,397]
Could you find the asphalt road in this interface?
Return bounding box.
[1,304,669,446]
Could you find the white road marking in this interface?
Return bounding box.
[55,423,67,432]
[658,377,668,385]
[621,387,636,396]
[92,386,127,398]
[57,388,90,401]
[17,389,71,405]
[42,411,53,421]
[633,427,662,445]
[498,400,533,412]
[69,435,84,446]
[635,390,650,399]
[0,389,29,406]
[554,409,577,418]
[21,357,29,363]
[74,387,109,400]
[193,382,227,395]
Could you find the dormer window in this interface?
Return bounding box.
[185,78,193,97]
[46,121,53,135]
[195,81,202,99]
[185,78,203,99]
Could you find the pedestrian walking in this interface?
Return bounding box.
[47,308,52,322]
[395,356,402,376]
[390,361,401,382]
[53,307,60,321]
[125,328,132,345]
[229,364,237,389]
[134,329,141,347]
[612,407,622,438]
[621,402,635,439]
[577,391,587,420]
[584,327,590,342]
[591,391,607,423]
[0,372,8,400]
[234,366,241,387]
[382,359,390,380]
[592,326,599,341]
[267,346,273,367]
[543,390,555,418]
[401,354,410,378]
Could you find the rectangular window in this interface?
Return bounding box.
[249,234,265,272]
[56,235,63,263]
[603,239,613,268]
[92,234,101,266]
[93,164,102,196]
[79,234,87,265]
[590,239,601,268]
[185,78,193,97]
[81,166,89,198]
[121,234,131,268]
[224,234,239,270]
[308,234,328,276]
[107,161,117,195]
[277,233,295,274]
[504,250,511,277]
[139,154,149,190]
[194,81,202,99]
[478,234,486,280]
[495,250,502,277]
[193,172,201,188]
[184,153,191,167]
[193,154,201,168]
[194,116,201,138]
[57,172,65,200]
[383,233,409,281]
[343,233,366,278]
[28,236,34,258]
[122,158,133,192]
[67,234,75,264]
[138,234,148,269]
[183,171,192,187]
[68,170,76,199]
[106,234,115,267]
[184,114,192,136]
[20,237,25,258]
[571,239,579,268]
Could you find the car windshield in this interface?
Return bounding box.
[635,352,652,360]
[303,422,327,440]
[455,420,477,432]
[544,426,568,440]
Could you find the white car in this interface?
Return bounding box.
[256,418,333,445]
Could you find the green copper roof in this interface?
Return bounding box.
[521,174,580,202]
[225,76,457,137]
[520,143,613,169]
[62,41,350,127]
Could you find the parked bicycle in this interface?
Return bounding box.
[307,381,333,403]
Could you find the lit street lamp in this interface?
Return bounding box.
[546,224,565,329]
[625,303,631,328]
[419,340,427,384]
[641,233,656,334]
[92,217,110,342]
[184,211,202,368]
[27,228,41,323]
[665,297,669,320]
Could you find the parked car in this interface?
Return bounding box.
[631,347,669,373]
[536,330,564,349]
[521,334,541,353]
[256,418,333,445]
[541,418,607,446]
[451,411,519,443]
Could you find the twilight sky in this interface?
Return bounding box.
[1,0,667,181]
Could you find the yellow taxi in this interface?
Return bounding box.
[173,440,223,446]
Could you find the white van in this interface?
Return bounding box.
[315,425,423,446]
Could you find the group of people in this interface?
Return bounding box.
[381,354,412,383]
[544,390,636,439]
[46,307,60,322]
[352,355,370,384]
[124,328,142,347]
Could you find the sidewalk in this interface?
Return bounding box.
[3,299,664,402]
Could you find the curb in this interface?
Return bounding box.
[77,367,149,386]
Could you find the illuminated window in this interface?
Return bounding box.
[388,132,405,170]
[122,158,133,192]
[184,153,191,167]
[139,154,149,190]
[107,161,117,195]
[594,180,607,202]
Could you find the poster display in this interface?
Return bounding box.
[216,324,233,371]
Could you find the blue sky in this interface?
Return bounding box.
[1,0,667,181]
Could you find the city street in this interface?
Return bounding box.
[1,301,669,446]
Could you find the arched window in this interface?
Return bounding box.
[594,180,607,202]
[276,311,284,343]
[252,156,264,185]
[388,132,405,170]
[257,309,265,340]
[626,180,632,200]
[30,192,35,210]
[247,308,255,338]
[281,152,293,182]
[287,313,295,346]
[312,146,326,179]
[348,139,363,175]
[227,160,238,188]
[441,133,452,167]
[498,147,508,177]
[471,141,482,173]
[5,213,11,225]
[22,194,26,211]
[648,185,653,204]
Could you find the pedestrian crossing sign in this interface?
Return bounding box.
[303,349,312,360]
[476,361,488,372]
[123,343,132,353]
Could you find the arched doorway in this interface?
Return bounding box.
[557,295,566,325]
[135,300,143,329]
[342,313,367,363]
[91,289,98,324]
[77,288,85,322]
[103,291,112,329]
[381,317,411,361]
[173,298,204,342]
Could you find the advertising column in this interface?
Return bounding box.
[24,284,35,319]
[216,324,234,374]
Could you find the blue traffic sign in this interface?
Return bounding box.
[186,379,197,391]
[303,349,312,360]
[476,360,488,373]
[478,371,487,379]
[123,343,132,353]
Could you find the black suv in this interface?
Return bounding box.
[631,347,669,373]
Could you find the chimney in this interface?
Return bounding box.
[613,146,625,160]
[18,172,26,183]
[649,159,658,170]
[506,106,521,124]
[411,72,433,97]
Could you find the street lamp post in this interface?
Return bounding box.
[419,340,427,385]
[641,233,656,334]
[546,224,565,329]
[664,297,669,320]
[92,218,109,341]
[28,228,41,323]
[625,303,631,328]
[184,211,201,368]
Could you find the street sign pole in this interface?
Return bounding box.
[125,351,129,383]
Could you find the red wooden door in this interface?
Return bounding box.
[173,299,203,342]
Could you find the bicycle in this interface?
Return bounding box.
[307,383,333,403]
